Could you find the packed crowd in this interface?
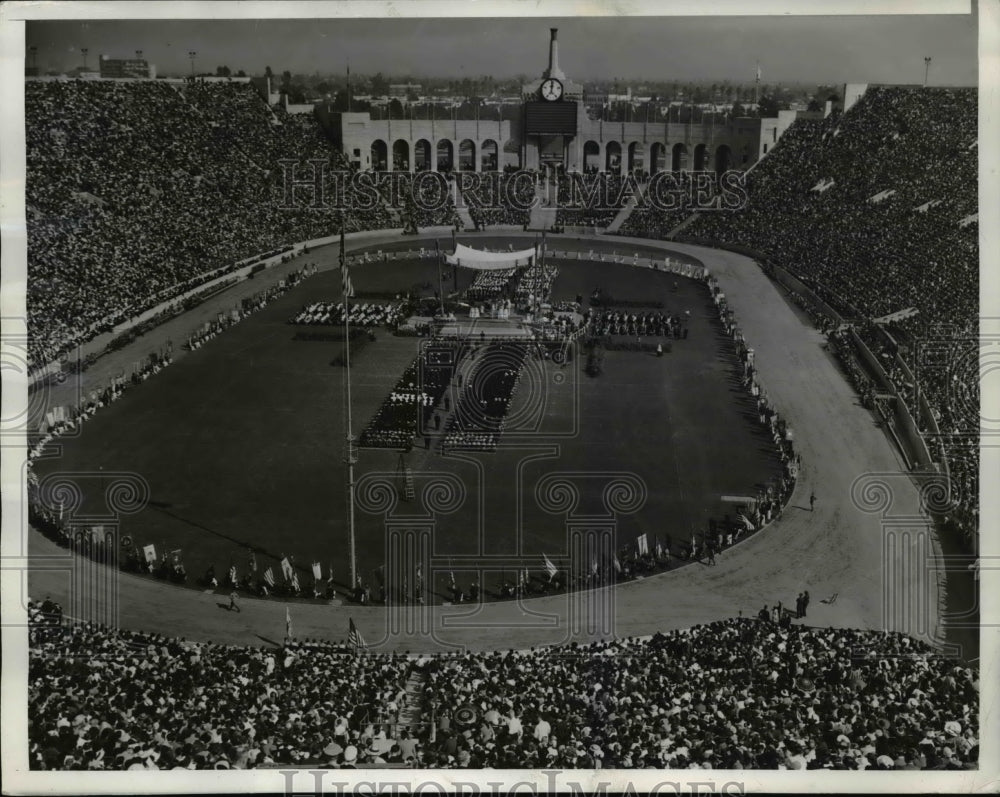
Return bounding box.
[27,609,977,771]
[466,268,517,302]
[442,342,528,451]
[680,87,979,545]
[290,301,407,328]
[586,309,688,339]
[463,173,533,229]
[360,343,464,449]
[26,79,391,369]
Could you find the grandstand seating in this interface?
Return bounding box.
[27,608,978,771]
[676,87,978,543]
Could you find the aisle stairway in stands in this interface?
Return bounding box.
[528,177,558,231]
[453,182,475,231]
[396,667,428,730]
[605,180,649,234]
[666,209,701,239]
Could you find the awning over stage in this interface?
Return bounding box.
[445,243,537,270]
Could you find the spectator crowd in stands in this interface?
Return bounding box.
[28,609,978,771]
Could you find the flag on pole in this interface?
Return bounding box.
[263,567,276,587]
[738,512,756,531]
[348,618,367,651]
[311,561,322,581]
[285,606,293,639]
[342,261,354,299]
[291,571,301,592]
[280,556,293,581]
[543,554,558,579]
[228,564,238,586]
[143,544,157,564]
[756,62,762,81]
[613,555,622,574]
[636,533,649,556]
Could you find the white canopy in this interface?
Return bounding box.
[445,243,536,271]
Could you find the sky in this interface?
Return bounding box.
[26,14,978,85]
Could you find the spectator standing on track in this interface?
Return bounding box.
[228,591,240,613]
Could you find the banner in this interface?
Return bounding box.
[311,561,322,581]
[143,544,157,563]
[636,533,649,556]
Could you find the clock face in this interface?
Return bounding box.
[540,78,563,101]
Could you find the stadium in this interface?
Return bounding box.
[7,11,986,781]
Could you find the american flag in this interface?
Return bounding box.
[348,618,367,651]
[543,554,558,579]
[263,567,275,587]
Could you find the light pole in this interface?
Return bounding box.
[188,50,197,77]
[29,45,37,71]
[81,47,89,71]
[924,57,932,87]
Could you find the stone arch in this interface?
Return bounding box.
[392,139,410,172]
[693,143,708,171]
[627,142,645,174]
[415,139,432,171]
[671,143,688,172]
[715,144,732,175]
[458,139,476,171]
[480,139,498,171]
[605,141,622,173]
[436,139,454,172]
[650,142,667,174]
[371,139,388,171]
[583,141,601,173]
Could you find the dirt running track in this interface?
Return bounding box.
[24,230,958,655]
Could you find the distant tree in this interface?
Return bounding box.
[236,69,247,78]
[758,95,781,117]
[316,81,331,95]
[282,70,292,87]
[370,72,390,96]
[731,101,746,117]
[807,98,822,112]
[388,98,404,118]
[265,65,273,79]
[216,65,231,77]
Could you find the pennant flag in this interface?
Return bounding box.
[349,618,367,650]
[738,512,756,531]
[280,556,293,581]
[636,533,649,556]
[286,606,293,639]
[311,561,322,581]
[291,571,301,592]
[342,262,355,299]
[543,554,558,579]
[263,567,276,587]
[143,544,157,564]
[613,555,622,574]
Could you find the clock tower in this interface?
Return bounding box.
[521,28,584,172]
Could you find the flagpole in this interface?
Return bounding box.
[342,215,358,593]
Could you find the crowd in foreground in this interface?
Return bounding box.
[27,605,977,771]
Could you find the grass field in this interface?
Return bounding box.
[33,243,784,601]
